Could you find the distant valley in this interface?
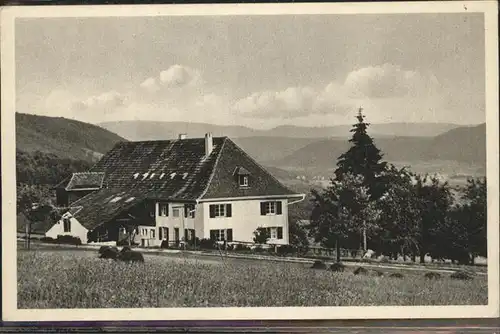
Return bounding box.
[16,113,486,191]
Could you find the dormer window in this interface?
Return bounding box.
[234,166,250,188]
[239,175,249,187]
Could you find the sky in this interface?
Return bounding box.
[15,13,486,129]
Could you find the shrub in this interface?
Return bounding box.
[389,272,404,278]
[199,238,215,250]
[424,272,441,280]
[253,246,264,253]
[353,267,368,275]
[277,245,298,257]
[40,236,56,244]
[56,235,82,245]
[98,246,119,260]
[190,237,201,249]
[253,227,270,244]
[329,262,345,272]
[378,256,390,263]
[311,260,326,270]
[233,244,251,252]
[450,271,473,280]
[117,249,144,263]
[160,240,169,249]
[371,270,384,277]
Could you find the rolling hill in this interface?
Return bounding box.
[15,113,485,188]
[267,123,486,179]
[426,123,486,163]
[15,113,298,183]
[99,120,459,141]
[16,113,127,162]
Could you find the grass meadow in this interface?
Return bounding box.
[17,248,488,309]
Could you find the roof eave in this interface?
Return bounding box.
[198,193,306,203]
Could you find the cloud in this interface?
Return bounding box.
[43,89,79,112]
[158,65,203,88]
[37,63,450,126]
[344,63,441,99]
[233,84,356,119]
[140,77,160,93]
[72,90,128,112]
[233,64,443,122]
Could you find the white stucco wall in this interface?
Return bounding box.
[45,217,89,244]
[152,202,204,246]
[201,198,289,244]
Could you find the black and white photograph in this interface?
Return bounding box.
[1,2,499,322]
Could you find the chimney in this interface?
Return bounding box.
[178,133,187,140]
[205,132,213,157]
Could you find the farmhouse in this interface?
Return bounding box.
[48,133,305,246]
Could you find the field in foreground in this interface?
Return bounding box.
[18,249,488,309]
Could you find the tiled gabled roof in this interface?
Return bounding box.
[66,172,105,190]
[86,137,226,200]
[68,188,147,230]
[200,139,298,199]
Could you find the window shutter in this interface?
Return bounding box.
[209,205,216,218]
[166,228,169,241]
[226,229,233,242]
[184,205,188,218]
[226,204,232,217]
[159,227,163,240]
[277,227,283,239]
[276,201,282,215]
[260,202,266,215]
[184,229,188,241]
[192,229,196,241]
[210,230,217,241]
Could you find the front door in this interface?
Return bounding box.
[174,228,179,243]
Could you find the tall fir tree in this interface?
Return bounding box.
[334,108,387,200]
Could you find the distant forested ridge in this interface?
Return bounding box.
[16,112,126,162]
[16,150,93,185]
[16,150,94,214]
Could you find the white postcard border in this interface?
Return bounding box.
[1,1,499,322]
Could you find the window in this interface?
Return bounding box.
[172,208,180,218]
[159,227,169,240]
[110,196,122,203]
[159,203,169,217]
[260,201,283,216]
[150,229,155,239]
[184,228,196,241]
[63,218,71,232]
[184,204,196,218]
[141,228,148,236]
[266,202,276,214]
[266,227,283,240]
[239,175,249,187]
[235,167,250,187]
[269,227,277,239]
[210,229,233,242]
[209,204,232,218]
[149,203,156,217]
